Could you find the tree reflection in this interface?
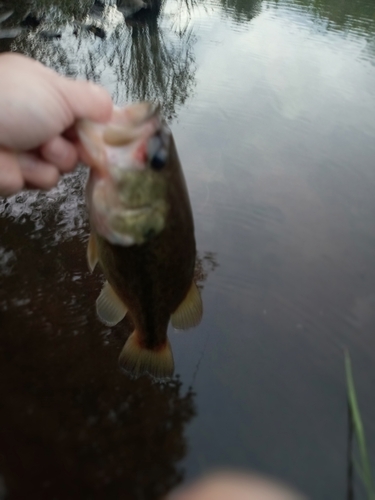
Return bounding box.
[219,0,261,23]
[0,207,218,497]
[291,0,375,36]
[195,251,219,291]
[118,19,195,120]
[0,3,206,497]
[0,0,196,242]
[7,0,196,119]
[215,0,375,41]
[279,0,375,62]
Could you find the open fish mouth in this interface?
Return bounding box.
[77,102,163,176]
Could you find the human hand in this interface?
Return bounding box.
[169,472,306,500]
[0,52,113,197]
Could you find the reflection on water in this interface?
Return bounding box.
[219,0,261,23]
[5,0,196,120]
[0,168,88,243]
[194,252,219,291]
[0,206,215,497]
[120,19,195,120]
[0,0,196,236]
[291,0,375,36]
[0,318,195,498]
[175,0,375,497]
[0,2,204,495]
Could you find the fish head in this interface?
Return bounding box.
[77,102,173,246]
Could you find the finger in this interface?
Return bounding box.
[169,473,305,500]
[0,149,24,197]
[58,78,113,123]
[18,153,60,190]
[40,135,78,173]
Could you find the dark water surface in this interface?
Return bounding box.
[1,0,375,498]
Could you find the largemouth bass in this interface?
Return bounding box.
[77,103,202,378]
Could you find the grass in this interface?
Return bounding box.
[345,350,375,500]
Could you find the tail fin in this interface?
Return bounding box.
[119,331,174,379]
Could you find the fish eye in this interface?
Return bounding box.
[148,133,168,171]
[150,149,167,171]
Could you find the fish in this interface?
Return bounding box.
[77,102,202,378]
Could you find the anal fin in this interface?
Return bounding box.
[171,281,203,330]
[96,281,127,326]
[119,331,174,379]
[87,232,98,273]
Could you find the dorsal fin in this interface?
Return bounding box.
[87,232,98,273]
[96,281,127,326]
[171,281,203,330]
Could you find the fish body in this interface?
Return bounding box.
[78,103,202,378]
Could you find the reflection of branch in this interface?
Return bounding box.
[6,0,196,239]
[169,0,204,36]
[195,251,219,290]
[30,0,92,20]
[122,21,195,120]
[219,0,261,22]
[11,1,196,120]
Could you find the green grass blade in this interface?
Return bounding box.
[345,350,375,500]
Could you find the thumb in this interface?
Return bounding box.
[58,78,113,123]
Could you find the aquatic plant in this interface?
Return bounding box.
[345,351,375,500]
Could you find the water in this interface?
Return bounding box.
[1,0,375,498]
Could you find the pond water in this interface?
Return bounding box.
[1,0,375,498]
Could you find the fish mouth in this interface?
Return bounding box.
[77,102,162,174]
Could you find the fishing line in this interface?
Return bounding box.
[189,323,210,388]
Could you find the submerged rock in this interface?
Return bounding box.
[0,9,22,39]
[87,24,106,38]
[0,10,13,24]
[0,27,22,38]
[20,13,43,29]
[39,30,62,40]
[116,0,147,18]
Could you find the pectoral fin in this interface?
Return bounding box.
[171,281,203,330]
[87,232,98,273]
[96,281,127,326]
